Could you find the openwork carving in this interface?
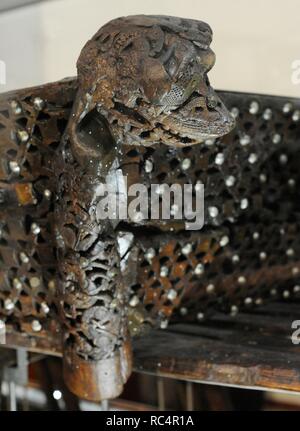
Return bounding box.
[52,15,234,399]
[0,15,299,400]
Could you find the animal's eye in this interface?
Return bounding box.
[165,57,178,77]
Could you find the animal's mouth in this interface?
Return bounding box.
[155,90,235,146]
[113,90,235,147]
[157,118,234,146]
[89,88,235,148]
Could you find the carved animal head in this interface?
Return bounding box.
[69,15,235,157]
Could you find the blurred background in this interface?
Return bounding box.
[0,0,299,97]
[0,0,300,411]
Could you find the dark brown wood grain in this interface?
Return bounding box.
[133,301,300,392]
[2,301,300,393]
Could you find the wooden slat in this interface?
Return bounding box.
[133,301,300,392]
[2,301,300,393]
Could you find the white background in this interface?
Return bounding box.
[0,0,299,96]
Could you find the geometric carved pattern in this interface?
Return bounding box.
[1,84,299,340]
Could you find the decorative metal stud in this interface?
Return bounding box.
[180,307,188,316]
[240,198,249,210]
[259,173,267,183]
[4,298,14,311]
[283,290,290,299]
[19,252,29,264]
[32,320,42,332]
[225,175,235,187]
[48,280,56,290]
[260,251,267,261]
[33,97,45,111]
[232,254,240,263]
[145,248,155,262]
[270,288,277,296]
[286,248,294,257]
[160,320,168,329]
[239,134,251,146]
[238,276,246,284]
[220,235,229,247]
[215,153,225,165]
[11,100,22,115]
[206,284,215,294]
[282,102,293,114]
[279,154,288,165]
[129,295,139,307]
[182,243,192,255]
[292,267,299,276]
[263,108,272,120]
[272,133,281,144]
[41,302,50,314]
[197,312,205,321]
[167,289,177,301]
[145,159,153,173]
[160,266,169,277]
[253,232,260,240]
[208,206,219,218]
[293,286,300,293]
[9,161,20,175]
[181,158,191,170]
[29,277,40,288]
[230,107,239,119]
[195,263,204,275]
[292,110,300,122]
[31,222,40,235]
[255,298,263,305]
[248,153,257,164]
[244,297,252,305]
[249,101,259,114]
[17,130,29,143]
[43,189,52,199]
[13,278,22,290]
[204,138,215,146]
